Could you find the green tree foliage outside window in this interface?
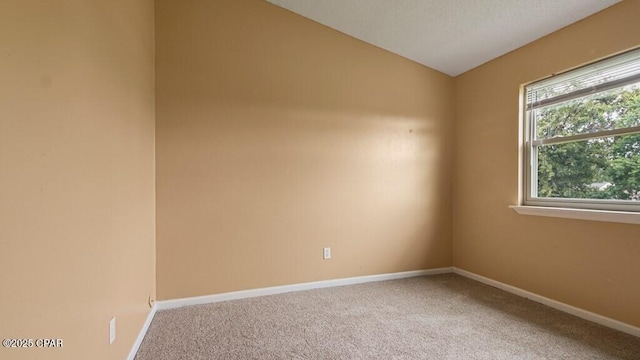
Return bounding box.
[535,86,640,201]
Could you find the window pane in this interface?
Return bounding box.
[536,133,640,201]
[534,84,640,140]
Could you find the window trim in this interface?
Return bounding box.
[522,48,640,213]
[510,205,640,225]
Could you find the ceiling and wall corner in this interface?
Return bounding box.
[155,0,454,301]
[2,1,639,359]
[453,0,640,328]
[264,0,620,76]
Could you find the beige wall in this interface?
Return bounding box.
[156,0,454,300]
[0,1,156,359]
[453,1,640,328]
[4,0,637,358]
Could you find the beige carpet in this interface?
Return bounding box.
[135,274,640,359]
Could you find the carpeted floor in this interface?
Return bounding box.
[135,274,640,359]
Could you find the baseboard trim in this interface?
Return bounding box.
[453,267,640,338]
[156,267,453,311]
[134,266,638,357]
[127,304,157,360]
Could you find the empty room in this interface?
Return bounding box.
[2,0,640,359]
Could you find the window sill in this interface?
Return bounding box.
[509,205,640,225]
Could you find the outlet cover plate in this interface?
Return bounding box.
[109,317,116,344]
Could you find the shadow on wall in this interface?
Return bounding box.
[156,0,450,118]
[155,0,453,299]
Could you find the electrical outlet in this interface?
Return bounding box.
[109,317,116,344]
[323,247,331,260]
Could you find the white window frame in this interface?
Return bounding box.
[523,49,640,213]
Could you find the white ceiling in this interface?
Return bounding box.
[264,0,620,76]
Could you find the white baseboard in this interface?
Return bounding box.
[129,266,638,359]
[156,267,453,311]
[453,267,640,338]
[127,304,157,360]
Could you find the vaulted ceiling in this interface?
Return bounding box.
[265,0,620,76]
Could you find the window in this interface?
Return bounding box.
[523,49,640,212]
